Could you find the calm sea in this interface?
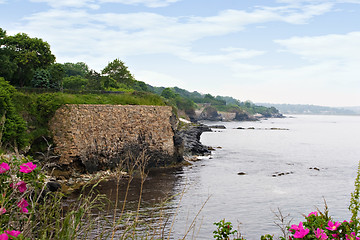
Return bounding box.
[84,114,360,239]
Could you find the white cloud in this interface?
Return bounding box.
[99,0,181,8]
[15,0,345,71]
[30,0,181,8]
[275,31,360,62]
[0,0,7,3]
[178,48,265,64]
[30,0,100,9]
[135,70,185,87]
[277,0,360,4]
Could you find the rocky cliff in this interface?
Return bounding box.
[49,104,183,174]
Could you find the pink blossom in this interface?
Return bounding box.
[326,221,341,231]
[315,228,328,240]
[294,228,310,238]
[0,162,10,174]
[0,208,6,215]
[4,230,21,238]
[290,222,304,232]
[308,211,318,217]
[0,233,8,240]
[17,198,29,213]
[19,162,36,173]
[17,198,28,208]
[16,181,27,193]
[346,232,360,240]
[290,222,310,238]
[20,207,28,213]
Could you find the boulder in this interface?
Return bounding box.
[176,124,212,155]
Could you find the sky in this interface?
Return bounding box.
[1,0,360,107]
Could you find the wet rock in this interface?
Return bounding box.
[209,125,226,129]
[46,180,62,192]
[237,172,247,175]
[272,171,294,177]
[310,167,320,171]
[176,124,212,155]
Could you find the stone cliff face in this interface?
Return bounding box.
[49,104,183,174]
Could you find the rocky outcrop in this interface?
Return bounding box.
[198,106,222,121]
[176,124,212,155]
[49,105,183,174]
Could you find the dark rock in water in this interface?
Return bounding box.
[176,124,212,155]
[46,180,62,192]
[310,167,320,171]
[237,172,247,175]
[209,125,226,129]
[236,127,245,129]
[247,127,255,130]
[272,171,294,177]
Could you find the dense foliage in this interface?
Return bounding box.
[0,27,280,153]
[0,78,27,150]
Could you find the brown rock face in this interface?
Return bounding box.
[49,104,182,173]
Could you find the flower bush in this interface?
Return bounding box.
[288,210,359,240]
[0,155,43,239]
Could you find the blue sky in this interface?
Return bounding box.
[1,0,360,107]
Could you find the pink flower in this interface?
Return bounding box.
[346,232,360,240]
[290,222,304,232]
[20,207,28,213]
[294,228,310,238]
[0,208,6,215]
[290,222,310,238]
[0,233,8,240]
[19,162,36,173]
[0,162,10,174]
[16,181,27,193]
[326,221,341,231]
[315,228,328,240]
[17,198,29,213]
[4,231,21,238]
[17,198,28,208]
[308,211,318,217]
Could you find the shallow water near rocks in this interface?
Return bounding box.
[76,115,360,239]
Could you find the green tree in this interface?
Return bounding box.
[31,69,51,88]
[48,63,65,90]
[85,70,103,90]
[63,62,89,77]
[102,59,135,86]
[0,77,27,149]
[63,76,88,90]
[0,29,17,81]
[161,88,177,99]
[0,28,55,87]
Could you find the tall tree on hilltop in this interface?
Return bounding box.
[101,59,135,86]
[0,28,55,87]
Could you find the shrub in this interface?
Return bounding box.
[0,78,28,150]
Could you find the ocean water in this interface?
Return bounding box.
[169,114,360,239]
[81,114,360,239]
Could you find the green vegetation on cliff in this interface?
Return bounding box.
[0,27,279,153]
